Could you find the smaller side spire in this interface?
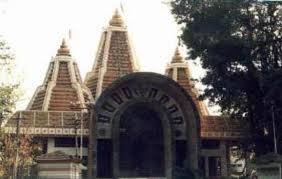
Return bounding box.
[56,38,71,57]
[109,9,124,27]
[171,47,184,63]
[165,47,210,117]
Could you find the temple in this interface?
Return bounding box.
[5,10,246,178]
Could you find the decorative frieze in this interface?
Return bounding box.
[5,127,89,136]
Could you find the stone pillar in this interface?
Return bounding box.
[204,157,209,177]
[220,141,228,176]
[87,103,97,179]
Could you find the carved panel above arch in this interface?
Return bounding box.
[95,72,201,141]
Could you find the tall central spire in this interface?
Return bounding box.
[85,9,139,99]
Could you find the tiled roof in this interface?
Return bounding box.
[85,10,139,99]
[27,39,93,111]
[201,115,247,139]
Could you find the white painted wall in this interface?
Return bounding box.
[38,162,82,179]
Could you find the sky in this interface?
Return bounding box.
[0,0,215,113]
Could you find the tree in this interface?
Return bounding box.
[0,37,42,177]
[0,134,42,177]
[171,0,282,155]
[0,36,19,123]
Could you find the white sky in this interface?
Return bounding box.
[0,0,216,113]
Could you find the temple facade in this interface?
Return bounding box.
[5,10,245,178]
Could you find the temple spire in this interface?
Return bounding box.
[165,47,209,117]
[56,38,71,56]
[27,38,93,111]
[109,9,124,27]
[85,9,139,99]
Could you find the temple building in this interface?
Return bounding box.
[5,10,246,178]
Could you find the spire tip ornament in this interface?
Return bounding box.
[171,47,184,63]
[109,9,124,27]
[57,38,71,57]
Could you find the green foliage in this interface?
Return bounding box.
[171,0,282,155]
[0,37,33,178]
[0,134,42,177]
[0,85,19,121]
[0,37,15,70]
[0,36,19,123]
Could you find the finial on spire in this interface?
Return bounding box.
[171,47,184,63]
[109,9,124,27]
[57,38,71,56]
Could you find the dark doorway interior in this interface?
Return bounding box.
[119,103,165,177]
[97,139,112,178]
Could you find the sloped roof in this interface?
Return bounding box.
[85,10,139,99]
[201,115,247,139]
[27,39,93,111]
[37,150,80,162]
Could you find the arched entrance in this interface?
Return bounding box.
[94,72,201,179]
[118,102,166,177]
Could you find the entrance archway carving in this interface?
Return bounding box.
[94,72,200,179]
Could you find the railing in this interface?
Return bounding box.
[4,110,89,136]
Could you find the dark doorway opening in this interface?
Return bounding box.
[119,103,165,177]
[97,139,112,178]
